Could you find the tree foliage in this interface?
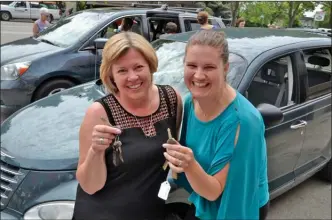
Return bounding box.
[317,1,332,28]
[239,1,319,28]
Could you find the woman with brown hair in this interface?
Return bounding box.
[72,32,183,220]
[236,17,246,27]
[163,30,270,220]
[197,11,216,30]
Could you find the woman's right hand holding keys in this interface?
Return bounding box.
[91,124,122,153]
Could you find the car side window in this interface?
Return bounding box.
[302,47,331,98]
[184,19,201,31]
[148,18,180,41]
[184,18,222,31]
[246,55,295,108]
[15,1,27,8]
[97,16,143,39]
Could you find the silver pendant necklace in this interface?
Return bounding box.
[134,113,153,137]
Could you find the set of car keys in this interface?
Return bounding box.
[100,116,124,166]
[162,128,178,179]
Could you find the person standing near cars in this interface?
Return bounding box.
[163,30,270,220]
[197,11,216,30]
[72,32,183,220]
[160,22,178,39]
[32,7,50,37]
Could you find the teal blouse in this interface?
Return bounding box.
[173,91,269,220]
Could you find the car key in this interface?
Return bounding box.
[163,128,178,179]
[100,116,124,166]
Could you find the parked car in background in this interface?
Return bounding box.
[0,1,60,22]
[0,6,225,122]
[1,28,330,219]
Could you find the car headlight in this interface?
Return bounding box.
[23,201,75,220]
[1,61,31,80]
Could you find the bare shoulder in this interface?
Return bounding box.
[81,102,108,128]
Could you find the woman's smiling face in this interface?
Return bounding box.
[111,48,152,100]
[184,45,229,99]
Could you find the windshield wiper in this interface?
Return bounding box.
[39,39,57,46]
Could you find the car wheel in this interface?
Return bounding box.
[1,12,11,21]
[319,159,332,182]
[33,79,76,101]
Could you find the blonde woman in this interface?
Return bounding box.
[73,32,183,220]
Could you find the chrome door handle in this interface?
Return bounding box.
[290,120,307,129]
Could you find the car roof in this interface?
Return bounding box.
[163,28,330,63]
[83,7,198,16]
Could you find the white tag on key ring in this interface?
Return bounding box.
[158,181,171,200]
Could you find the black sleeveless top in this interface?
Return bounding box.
[73,85,178,220]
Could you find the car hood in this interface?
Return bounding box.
[0,37,63,65]
[0,80,104,171]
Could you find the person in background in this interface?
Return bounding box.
[120,17,134,32]
[197,11,215,30]
[163,30,270,220]
[159,22,178,39]
[72,32,183,220]
[236,17,246,28]
[32,7,50,37]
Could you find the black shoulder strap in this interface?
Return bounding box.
[95,95,116,125]
[159,85,177,118]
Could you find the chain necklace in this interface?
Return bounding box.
[134,114,153,137]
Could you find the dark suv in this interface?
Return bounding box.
[0,6,225,122]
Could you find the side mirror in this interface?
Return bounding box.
[94,38,108,50]
[257,103,284,127]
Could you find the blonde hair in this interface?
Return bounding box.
[185,30,229,64]
[100,32,158,93]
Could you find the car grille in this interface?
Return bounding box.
[1,160,23,210]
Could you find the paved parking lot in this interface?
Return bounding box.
[1,20,331,220]
[1,21,34,44]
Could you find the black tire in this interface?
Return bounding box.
[319,159,332,182]
[1,11,11,21]
[33,79,76,101]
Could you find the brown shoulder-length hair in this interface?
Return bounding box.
[197,11,209,25]
[236,17,245,27]
[100,32,158,94]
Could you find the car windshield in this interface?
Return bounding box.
[36,11,112,48]
[152,39,248,96]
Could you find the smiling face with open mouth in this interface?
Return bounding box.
[112,48,152,101]
[184,45,229,100]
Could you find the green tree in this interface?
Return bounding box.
[317,1,332,28]
[286,1,317,27]
[239,2,288,27]
[195,1,234,25]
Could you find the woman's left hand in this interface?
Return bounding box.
[163,141,195,173]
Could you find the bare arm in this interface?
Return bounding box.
[76,102,120,195]
[165,124,240,201]
[175,90,183,140]
[32,23,39,37]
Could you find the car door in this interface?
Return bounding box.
[294,46,332,176]
[245,53,307,194]
[29,2,40,19]
[12,1,29,18]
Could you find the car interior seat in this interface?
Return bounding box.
[247,61,288,107]
[306,55,331,87]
